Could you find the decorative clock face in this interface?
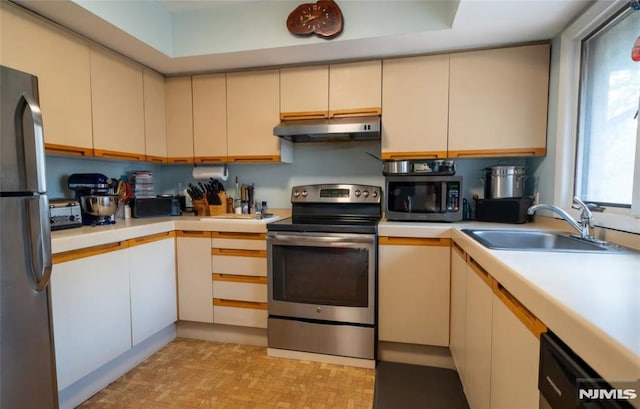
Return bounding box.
[287,0,343,39]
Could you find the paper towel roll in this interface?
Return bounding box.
[192,165,229,181]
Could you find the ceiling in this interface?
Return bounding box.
[14,0,593,75]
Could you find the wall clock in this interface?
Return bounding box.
[287,0,343,39]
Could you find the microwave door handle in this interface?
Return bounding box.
[441,182,448,212]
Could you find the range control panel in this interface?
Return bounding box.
[49,199,82,231]
[291,184,381,204]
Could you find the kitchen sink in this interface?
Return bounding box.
[461,229,629,253]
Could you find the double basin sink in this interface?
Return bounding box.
[462,229,629,253]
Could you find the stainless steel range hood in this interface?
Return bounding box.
[273,116,381,142]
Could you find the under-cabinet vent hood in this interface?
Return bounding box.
[273,116,381,142]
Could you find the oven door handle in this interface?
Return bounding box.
[269,234,374,246]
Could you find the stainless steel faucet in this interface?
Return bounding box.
[528,196,602,243]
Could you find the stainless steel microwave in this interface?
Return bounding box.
[385,175,462,222]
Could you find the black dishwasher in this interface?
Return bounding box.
[539,332,636,409]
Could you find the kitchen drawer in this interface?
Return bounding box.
[213,300,268,328]
[212,254,266,277]
[211,232,266,251]
[212,275,267,303]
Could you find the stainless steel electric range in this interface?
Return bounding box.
[267,184,382,361]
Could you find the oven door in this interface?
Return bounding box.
[267,231,376,325]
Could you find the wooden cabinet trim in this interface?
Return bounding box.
[379,236,451,247]
[145,155,168,164]
[194,156,227,164]
[329,108,381,118]
[45,143,92,157]
[211,232,266,240]
[452,241,466,258]
[226,155,281,163]
[381,151,448,160]
[166,157,194,164]
[127,231,175,248]
[211,248,267,258]
[93,149,146,161]
[176,231,212,238]
[467,257,495,288]
[213,298,268,310]
[280,111,329,120]
[53,241,128,264]
[448,147,546,158]
[493,282,547,339]
[212,273,267,284]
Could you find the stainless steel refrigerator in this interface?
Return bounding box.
[0,65,58,408]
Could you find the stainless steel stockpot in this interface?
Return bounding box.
[483,166,526,198]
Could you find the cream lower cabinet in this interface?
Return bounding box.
[128,233,177,346]
[378,237,451,346]
[0,2,93,156]
[381,54,449,160]
[176,231,213,323]
[464,258,494,409]
[450,242,467,386]
[51,244,132,390]
[211,231,268,328]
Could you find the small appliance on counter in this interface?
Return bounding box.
[131,195,182,218]
[385,175,462,222]
[49,199,82,230]
[476,165,532,223]
[68,173,118,226]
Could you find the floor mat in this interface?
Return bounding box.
[373,362,469,409]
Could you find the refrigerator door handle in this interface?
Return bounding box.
[17,92,47,193]
[27,196,52,292]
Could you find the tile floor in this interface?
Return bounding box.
[79,338,375,409]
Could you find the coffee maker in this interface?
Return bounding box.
[68,173,118,226]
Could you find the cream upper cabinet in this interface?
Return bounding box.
[90,47,146,161]
[0,3,93,156]
[378,237,450,346]
[280,65,329,120]
[448,44,550,158]
[329,60,382,117]
[192,73,228,163]
[165,76,194,163]
[227,69,292,163]
[381,54,449,160]
[143,68,167,163]
[450,242,467,386]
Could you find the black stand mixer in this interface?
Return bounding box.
[68,173,119,226]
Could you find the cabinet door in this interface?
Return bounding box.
[90,47,146,160]
[176,232,213,323]
[449,44,550,157]
[165,76,194,163]
[329,60,382,117]
[143,68,167,163]
[227,69,287,162]
[129,236,177,346]
[450,242,467,385]
[464,258,494,409]
[280,65,329,119]
[50,248,131,390]
[381,54,449,160]
[0,3,93,155]
[378,237,450,346]
[490,286,541,409]
[192,73,228,163]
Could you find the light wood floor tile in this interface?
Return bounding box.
[80,338,374,409]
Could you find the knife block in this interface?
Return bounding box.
[208,191,227,215]
[192,199,209,216]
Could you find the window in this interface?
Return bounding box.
[576,7,640,208]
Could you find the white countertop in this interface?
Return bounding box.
[52,216,639,386]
